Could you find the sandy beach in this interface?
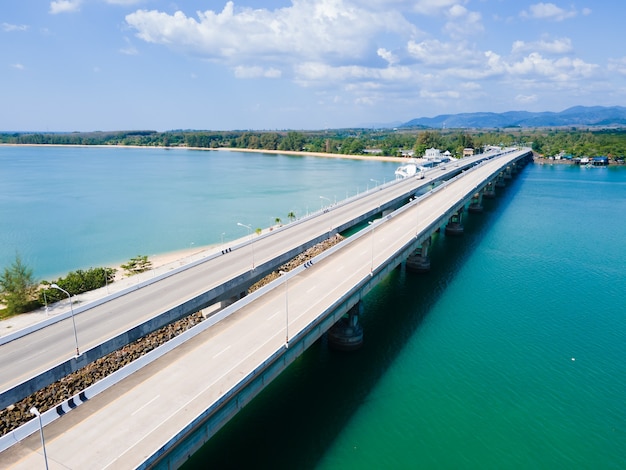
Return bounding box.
[1,142,411,164]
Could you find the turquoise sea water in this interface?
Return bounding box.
[0,146,395,279]
[2,147,625,468]
[183,163,626,469]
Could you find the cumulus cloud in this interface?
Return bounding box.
[511,37,572,54]
[125,1,412,64]
[507,52,598,81]
[49,0,82,14]
[377,48,398,65]
[443,5,483,38]
[2,23,29,32]
[520,3,578,21]
[11,63,25,70]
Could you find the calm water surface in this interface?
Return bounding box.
[2,147,625,468]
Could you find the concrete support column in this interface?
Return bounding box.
[495,173,506,188]
[504,165,513,180]
[407,236,431,272]
[328,302,364,351]
[468,191,484,213]
[445,210,464,235]
[483,181,496,199]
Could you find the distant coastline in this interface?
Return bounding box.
[0,143,409,164]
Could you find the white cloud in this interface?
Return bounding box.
[507,52,598,81]
[377,48,398,65]
[443,5,483,38]
[49,0,82,14]
[511,37,572,54]
[520,3,578,21]
[2,23,29,32]
[11,63,25,70]
[412,0,464,16]
[407,39,482,67]
[515,94,538,104]
[608,57,626,76]
[125,1,412,64]
[234,66,282,79]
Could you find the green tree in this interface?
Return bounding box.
[0,254,39,314]
[121,255,152,276]
[287,211,296,222]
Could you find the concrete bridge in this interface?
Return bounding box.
[0,148,532,468]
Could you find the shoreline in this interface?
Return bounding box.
[0,143,410,164]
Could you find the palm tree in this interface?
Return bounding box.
[274,217,282,226]
[287,211,296,222]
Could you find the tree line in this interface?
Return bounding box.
[2,127,626,159]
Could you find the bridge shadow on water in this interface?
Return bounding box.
[181,168,529,470]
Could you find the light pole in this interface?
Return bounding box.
[279,270,289,348]
[411,197,419,237]
[50,284,80,357]
[221,232,225,245]
[237,222,255,269]
[368,221,376,275]
[30,407,49,470]
[370,178,380,188]
[319,195,331,210]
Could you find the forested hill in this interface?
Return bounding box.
[402,106,626,129]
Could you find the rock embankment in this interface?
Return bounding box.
[0,234,344,436]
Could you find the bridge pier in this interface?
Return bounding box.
[483,181,496,199]
[406,236,431,272]
[445,210,464,236]
[495,173,506,188]
[504,165,513,180]
[327,302,364,351]
[468,191,484,213]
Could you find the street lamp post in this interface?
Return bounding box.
[237,222,255,269]
[319,195,330,210]
[279,270,289,348]
[370,178,380,187]
[49,284,80,357]
[30,407,49,470]
[368,221,376,275]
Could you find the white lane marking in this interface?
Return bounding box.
[307,286,317,293]
[131,394,160,417]
[212,345,231,358]
[266,311,281,321]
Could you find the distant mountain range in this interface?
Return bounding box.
[400,106,626,129]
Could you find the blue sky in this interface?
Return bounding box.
[2,1,624,131]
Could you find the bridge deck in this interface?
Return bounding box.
[0,150,529,468]
[0,151,499,408]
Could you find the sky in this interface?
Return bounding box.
[2,1,625,131]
